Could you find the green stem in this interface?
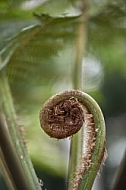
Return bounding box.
[0,114,30,190]
[67,90,106,190]
[0,59,41,189]
[68,1,106,190]
[68,1,88,190]
[73,15,86,90]
[75,92,106,190]
[0,148,15,190]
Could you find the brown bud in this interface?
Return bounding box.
[39,90,84,139]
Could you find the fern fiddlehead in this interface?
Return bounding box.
[39,89,106,190]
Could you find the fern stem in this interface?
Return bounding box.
[0,114,30,190]
[67,2,107,190]
[68,1,88,190]
[72,14,87,90]
[0,147,15,190]
[0,58,41,190]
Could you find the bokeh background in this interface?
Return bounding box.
[0,0,126,190]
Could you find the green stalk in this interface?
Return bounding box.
[68,2,88,190]
[0,57,41,190]
[68,1,107,190]
[0,148,15,190]
[0,114,30,190]
[68,91,106,190]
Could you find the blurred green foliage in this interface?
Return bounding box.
[0,0,126,189]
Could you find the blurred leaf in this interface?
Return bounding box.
[0,14,80,81]
[0,21,36,51]
[89,3,126,47]
[88,3,126,72]
[0,0,80,21]
[0,13,80,176]
[0,0,32,20]
[33,0,73,14]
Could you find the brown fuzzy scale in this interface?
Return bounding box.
[72,109,96,190]
[19,125,27,147]
[40,97,84,139]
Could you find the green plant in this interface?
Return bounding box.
[0,0,125,190]
[39,90,106,190]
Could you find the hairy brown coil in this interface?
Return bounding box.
[39,91,85,139]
